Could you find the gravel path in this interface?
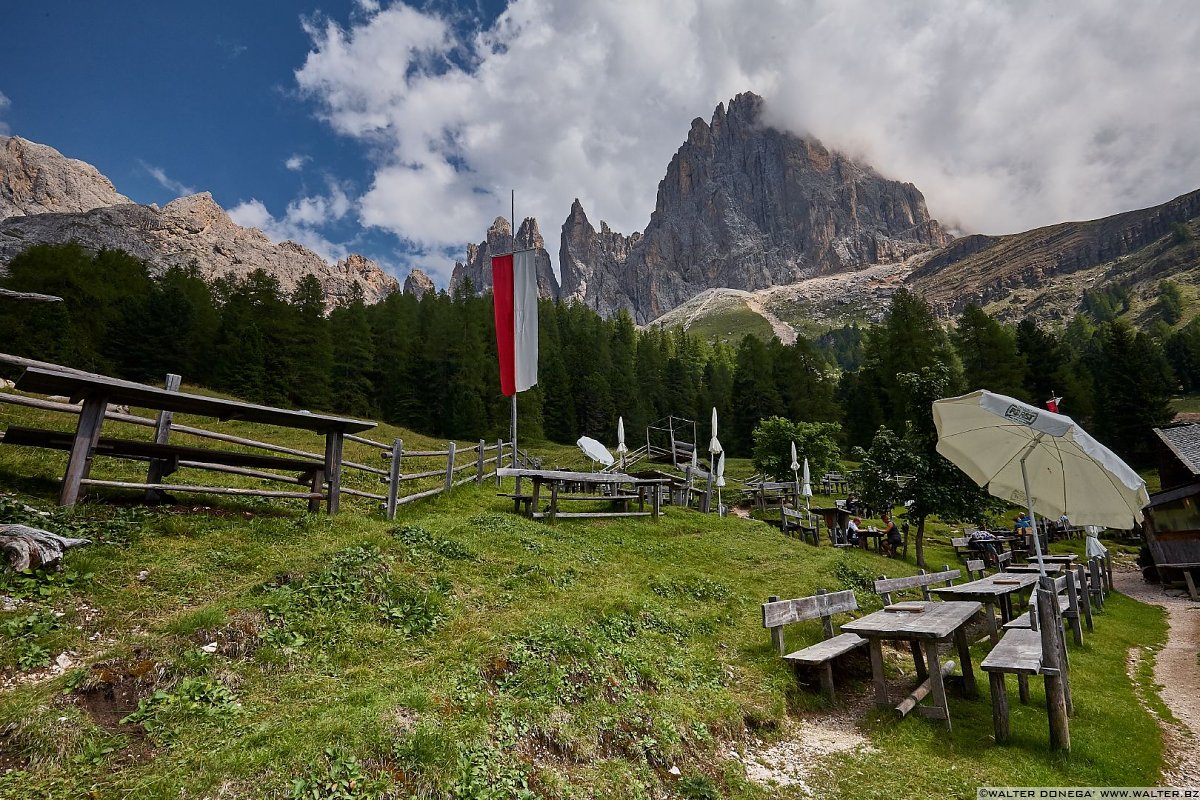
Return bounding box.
[1114,569,1200,783]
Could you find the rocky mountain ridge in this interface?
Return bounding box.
[449,216,560,299]
[555,92,949,322]
[0,136,398,307]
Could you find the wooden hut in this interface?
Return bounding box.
[1143,423,1200,596]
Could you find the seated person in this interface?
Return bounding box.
[881,514,902,558]
[1013,512,1032,533]
[845,517,861,546]
[967,529,1000,567]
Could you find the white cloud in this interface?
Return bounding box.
[228,181,355,263]
[139,160,196,198]
[295,0,1200,281]
[0,91,12,136]
[285,153,310,171]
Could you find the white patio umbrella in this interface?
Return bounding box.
[802,457,813,509]
[616,416,627,470]
[1084,525,1108,559]
[576,436,615,470]
[933,390,1149,575]
[790,441,801,505]
[716,451,726,514]
[708,407,723,502]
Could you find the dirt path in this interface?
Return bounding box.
[1114,569,1200,783]
[744,294,797,345]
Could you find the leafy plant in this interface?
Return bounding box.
[288,748,385,799]
[2,611,63,671]
[120,676,241,733]
[390,525,475,560]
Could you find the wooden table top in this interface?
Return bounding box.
[16,368,376,434]
[1005,563,1066,574]
[497,467,635,483]
[840,600,982,640]
[930,572,1039,599]
[1027,554,1079,563]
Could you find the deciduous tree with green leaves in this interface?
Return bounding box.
[750,416,841,481]
[852,365,1001,568]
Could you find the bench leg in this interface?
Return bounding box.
[1018,674,1030,704]
[984,603,999,645]
[910,640,928,682]
[819,662,836,701]
[924,639,952,730]
[989,672,1010,744]
[869,639,888,706]
[308,469,326,514]
[60,396,107,507]
[954,627,979,699]
[324,432,344,514]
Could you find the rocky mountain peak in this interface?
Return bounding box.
[403,268,435,299]
[0,138,398,308]
[0,135,130,220]
[560,91,950,321]
[450,215,560,299]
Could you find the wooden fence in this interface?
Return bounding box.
[0,361,528,516]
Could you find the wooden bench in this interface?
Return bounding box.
[981,627,1044,743]
[1002,571,1086,646]
[781,506,820,546]
[874,565,961,604]
[966,559,987,581]
[3,425,325,504]
[951,537,973,560]
[762,589,866,700]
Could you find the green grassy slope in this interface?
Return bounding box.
[0,400,1172,799]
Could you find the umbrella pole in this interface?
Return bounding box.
[1020,450,1047,577]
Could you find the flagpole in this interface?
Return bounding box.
[510,188,518,468]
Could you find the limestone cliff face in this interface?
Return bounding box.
[403,268,435,299]
[0,137,398,307]
[0,136,130,219]
[559,92,949,322]
[557,198,641,316]
[450,216,560,299]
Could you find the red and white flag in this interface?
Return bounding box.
[491,250,539,396]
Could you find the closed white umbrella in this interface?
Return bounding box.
[790,441,801,506]
[790,441,800,472]
[616,416,627,470]
[709,407,722,455]
[716,451,726,515]
[933,390,1148,574]
[802,457,813,506]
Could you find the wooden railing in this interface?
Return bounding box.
[0,360,518,516]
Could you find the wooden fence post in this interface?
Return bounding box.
[385,438,403,520]
[324,432,344,514]
[145,373,181,501]
[496,439,503,487]
[444,441,457,492]
[476,439,485,483]
[1037,577,1071,752]
[703,468,714,513]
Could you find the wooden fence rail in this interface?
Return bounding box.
[0,373,518,518]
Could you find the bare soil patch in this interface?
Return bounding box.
[1114,569,1200,783]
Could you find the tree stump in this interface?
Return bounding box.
[0,524,90,572]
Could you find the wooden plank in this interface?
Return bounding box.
[782,633,866,665]
[981,628,1043,675]
[841,601,981,640]
[1037,579,1072,752]
[16,367,376,434]
[895,659,956,718]
[874,569,961,595]
[989,672,1010,744]
[324,431,344,514]
[393,484,444,506]
[345,433,390,449]
[869,638,888,706]
[385,439,402,521]
[762,590,858,627]
[145,373,181,498]
[444,441,457,492]
[79,479,321,499]
[60,396,107,507]
[767,595,785,655]
[498,467,635,482]
[925,638,952,730]
[530,511,652,519]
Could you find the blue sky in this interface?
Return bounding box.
[3,2,1199,286]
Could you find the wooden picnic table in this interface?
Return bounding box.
[840,600,981,729]
[1026,554,1079,564]
[930,573,1039,643]
[11,367,375,513]
[1005,562,1066,574]
[809,506,851,544]
[497,467,665,520]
